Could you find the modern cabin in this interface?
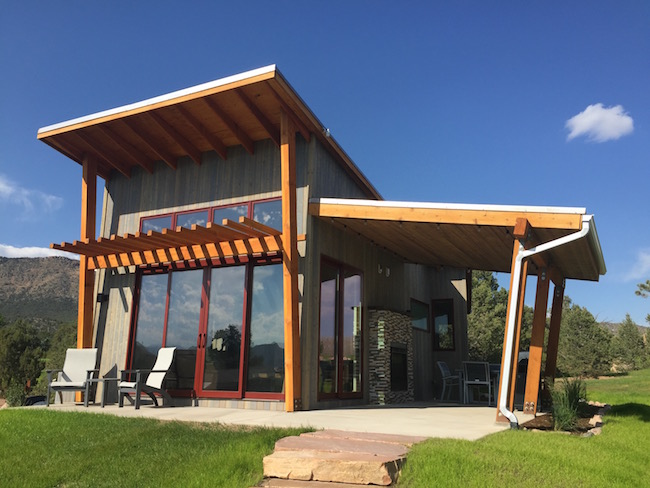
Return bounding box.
[38,65,605,419]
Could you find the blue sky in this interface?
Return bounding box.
[1,2,648,325]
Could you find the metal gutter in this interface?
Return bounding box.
[499,215,595,428]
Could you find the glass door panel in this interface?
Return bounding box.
[342,271,362,393]
[318,263,338,395]
[202,266,246,393]
[246,264,284,394]
[131,273,168,371]
[164,269,204,391]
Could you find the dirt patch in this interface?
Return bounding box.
[520,403,602,434]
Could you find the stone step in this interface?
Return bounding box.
[263,430,425,486]
[257,478,377,488]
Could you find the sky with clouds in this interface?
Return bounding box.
[0,2,648,325]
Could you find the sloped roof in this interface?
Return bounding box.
[38,65,380,199]
[309,198,606,281]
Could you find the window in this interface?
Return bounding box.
[432,299,455,351]
[140,198,281,234]
[318,258,363,398]
[128,258,284,400]
[410,299,429,331]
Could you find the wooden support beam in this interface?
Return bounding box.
[97,125,155,174]
[266,82,311,143]
[523,268,551,415]
[148,111,203,165]
[222,218,268,238]
[77,156,96,354]
[496,240,528,423]
[309,202,584,231]
[73,133,131,178]
[281,109,301,412]
[544,282,565,385]
[201,97,255,154]
[508,259,528,412]
[122,118,178,169]
[175,105,229,160]
[235,89,280,147]
[238,216,280,236]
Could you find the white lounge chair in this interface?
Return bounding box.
[118,347,176,409]
[46,348,99,407]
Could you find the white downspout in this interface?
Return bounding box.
[499,217,592,428]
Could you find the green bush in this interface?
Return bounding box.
[4,380,27,407]
[551,378,586,431]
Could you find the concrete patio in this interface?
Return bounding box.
[41,402,527,441]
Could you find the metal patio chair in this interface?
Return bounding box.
[118,347,176,409]
[463,361,492,405]
[46,348,99,407]
[437,360,462,402]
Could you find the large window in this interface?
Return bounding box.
[140,197,282,233]
[432,299,455,351]
[129,258,284,400]
[318,258,363,399]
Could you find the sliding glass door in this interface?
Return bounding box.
[130,259,284,400]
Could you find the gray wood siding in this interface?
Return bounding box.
[93,138,311,390]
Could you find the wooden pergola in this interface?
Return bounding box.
[310,198,606,420]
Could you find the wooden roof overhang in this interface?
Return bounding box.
[50,217,283,270]
[37,65,381,200]
[309,198,606,282]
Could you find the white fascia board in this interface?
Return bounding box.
[310,197,587,215]
[38,65,277,135]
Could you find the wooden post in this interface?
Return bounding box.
[523,268,550,414]
[280,110,301,412]
[496,240,524,422]
[77,156,96,349]
[507,260,528,412]
[543,283,565,386]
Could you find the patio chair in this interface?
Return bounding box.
[463,361,492,405]
[437,361,461,402]
[118,347,176,409]
[46,348,99,407]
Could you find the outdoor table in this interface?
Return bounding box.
[88,377,120,408]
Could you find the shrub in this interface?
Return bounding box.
[551,378,586,431]
[4,380,27,407]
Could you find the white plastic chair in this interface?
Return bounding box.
[437,360,461,402]
[46,348,99,407]
[118,347,176,409]
[463,361,492,405]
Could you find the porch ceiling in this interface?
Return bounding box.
[37,65,380,200]
[309,198,606,282]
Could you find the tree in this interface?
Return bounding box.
[610,314,647,371]
[467,271,533,363]
[0,320,45,394]
[556,297,612,377]
[635,279,650,325]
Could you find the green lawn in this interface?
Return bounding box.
[398,368,650,487]
[0,409,307,487]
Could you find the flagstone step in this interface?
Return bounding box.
[262,430,426,486]
[257,478,375,487]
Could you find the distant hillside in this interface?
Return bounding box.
[600,320,649,337]
[0,256,78,328]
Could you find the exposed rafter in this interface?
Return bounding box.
[201,97,255,154]
[175,105,228,160]
[235,89,280,147]
[148,111,202,165]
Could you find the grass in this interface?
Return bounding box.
[398,368,650,487]
[0,409,308,487]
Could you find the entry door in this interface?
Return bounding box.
[196,265,247,397]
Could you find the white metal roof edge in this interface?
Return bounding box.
[310,197,587,215]
[38,65,278,135]
[582,215,607,276]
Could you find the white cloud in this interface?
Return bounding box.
[623,249,650,282]
[0,173,64,218]
[0,243,78,260]
[565,103,634,142]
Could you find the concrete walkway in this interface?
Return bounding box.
[42,402,520,440]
